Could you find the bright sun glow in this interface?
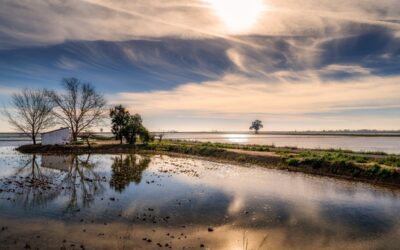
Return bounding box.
[205,0,267,33]
[222,134,249,143]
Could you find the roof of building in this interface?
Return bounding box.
[41,127,70,135]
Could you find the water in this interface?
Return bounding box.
[0,140,31,147]
[2,132,400,154]
[0,144,399,249]
[164,133,400,154]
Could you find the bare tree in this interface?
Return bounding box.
[4,89,55,144]
[48,78,107,142]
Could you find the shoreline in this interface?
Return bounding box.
[16,140,400,188]
[3,130,400,139]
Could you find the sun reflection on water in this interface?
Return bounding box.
[222,134,249,143]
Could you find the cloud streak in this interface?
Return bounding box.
[114,73,400,116]
[0,0,399,130]
[1,0,399,48]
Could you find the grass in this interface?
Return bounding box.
[142,142,226,157]
[163,139,391,156]
[165,140,274,152]
[283,150,399,181]
[91,135,115,141]
[377,156,400,168]
[282,150,400,168]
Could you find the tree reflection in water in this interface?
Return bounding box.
[61,154,105,212]
[5,154,151,211]
[110,154,150,192]
[9,154,105,212]
[12,154,63,208]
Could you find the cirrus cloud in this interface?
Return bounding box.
[114,73,400,115]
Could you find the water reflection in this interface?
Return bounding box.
[1,154,152,212]
[222,133,249,143]
[0,152,399,249]
[110,154,150,192]
[60,154,105,211]
[165,132,400,154]
[12,155,62,208]
[2,154,106,211]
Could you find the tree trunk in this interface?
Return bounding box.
[32,134,36,145]
[129,134,136,145]
[72,131,78,143]
[31,155,36,178]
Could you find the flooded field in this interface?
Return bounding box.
[164,133,400,154]
[3,132,400,154]
[0,146,400,250]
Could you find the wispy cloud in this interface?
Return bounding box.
[113,73,400,115]
[0,0,399,130]
[1,0,399,48]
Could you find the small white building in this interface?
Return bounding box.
[41,128,71,145]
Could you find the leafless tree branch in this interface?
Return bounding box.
[3,88,55,144]
[47,78,107,142]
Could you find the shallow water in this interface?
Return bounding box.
[3,132,400,154]
[2,133,400,154]
[164,133,400,154]
[0,146,400,250]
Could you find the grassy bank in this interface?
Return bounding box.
[17,140,400,187]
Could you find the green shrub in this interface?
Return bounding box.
[352,169,360,177]
[378,156,400,168]
[287,158,300,166]
[370,164,381,174]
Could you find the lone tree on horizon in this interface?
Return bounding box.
[47,78,107,142]
[4,89,55,144]
[249,120,263,134]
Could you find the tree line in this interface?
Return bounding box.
[4,77,151,145]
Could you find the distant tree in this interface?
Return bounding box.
[47,78,107,142]
[249,120,263,134]
[110,105,130,144]
[4,89,55,145]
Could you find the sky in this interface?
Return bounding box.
[0,0,400,132]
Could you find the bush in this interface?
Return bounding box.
[287,158,300,166]
[352,169,360,177]
[369,164,381,175]
[378,156,400,168]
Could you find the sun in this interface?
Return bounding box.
[204,0,267,33]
